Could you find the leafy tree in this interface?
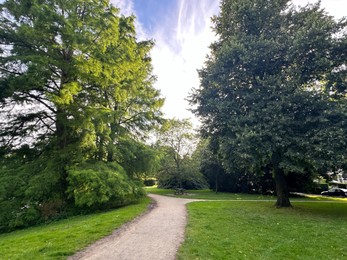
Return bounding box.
[198,138,274,194]
[156,119,207,189]
[191,0,347,207]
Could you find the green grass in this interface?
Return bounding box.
[146,188,276,200]
[146,187,347,202]
[0,198,151,259]
[178,200,347,260]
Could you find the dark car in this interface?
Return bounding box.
[321,188,347,197]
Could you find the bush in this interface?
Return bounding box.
[0,155,45,232]
[157,169,208,190]
[67,161,145,209]
[0,153,145,232]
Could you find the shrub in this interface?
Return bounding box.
[157,169,208,190]
[67,161,145,209]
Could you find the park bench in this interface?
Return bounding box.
[174,188,186,195]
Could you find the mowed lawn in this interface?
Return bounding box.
[178,200,347,260]
[0,198,151,260]
[147,188,347,259]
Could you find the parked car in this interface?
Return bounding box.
[321,188,347,197]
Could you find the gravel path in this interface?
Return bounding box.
[69,194,201,260]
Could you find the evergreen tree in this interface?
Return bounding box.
[191,0,347,207]
[0,0,163,229]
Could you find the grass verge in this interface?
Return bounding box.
[145,187,347,202]
[0,198,151,259]
[178,200,347,260]
[145,188,277,200]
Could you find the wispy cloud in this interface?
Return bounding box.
[110,0,134,17]
[111,0,219,123]
[150,0,219,122]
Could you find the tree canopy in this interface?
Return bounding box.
[0,0,163,154]
[191,0,347,207]
[0,0,163,231]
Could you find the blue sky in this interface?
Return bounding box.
[111,0,219,124]
[116,0,346,123]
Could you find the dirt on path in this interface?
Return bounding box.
[69,194,201,260]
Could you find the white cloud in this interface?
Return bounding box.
[150,0,219,123]
[292,0,346,19]
[110,0,134,17]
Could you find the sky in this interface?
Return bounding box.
[110,0,346,125]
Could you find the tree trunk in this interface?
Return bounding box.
[173,155,183,188]
[107,124,116,162]
[215,172,218,193]
[107,104,118,162]
[272,151,292,207]
[56,108,69,149]
[274,168,292,207]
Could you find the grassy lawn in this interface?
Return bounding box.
[178,200,347,260]
[145,187,347,202]
[0,198,151,259]
[147,187,347,259]
[145,187,276,200]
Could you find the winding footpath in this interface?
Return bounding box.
[69,194,201,260]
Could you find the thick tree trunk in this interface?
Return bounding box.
[274,168,292,207]
[272,152,292,207]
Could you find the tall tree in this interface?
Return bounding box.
[0,0,163,155]
[0,0,163,229]
[191,0,347,207]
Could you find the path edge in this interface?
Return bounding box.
[68,196,158,260]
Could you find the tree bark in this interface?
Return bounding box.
[56,108,67,149]
[272,152,292,207]
[107,104,118,162]
[274,168,292,207]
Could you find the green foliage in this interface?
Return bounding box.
[0,148,64,232]
[116,138,162,179]
[157,157,208,190]
[67,161,145,209]
[191,0,347,206]
[0,0,163,230]
[155,119,208,190]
